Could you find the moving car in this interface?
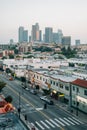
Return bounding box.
[40,96,54,105]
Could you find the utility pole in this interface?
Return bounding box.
[18,92,21,119]
[76,87,79,116]
[69,84,72,112]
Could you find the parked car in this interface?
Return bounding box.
[25,87,30,91]
[40,96,54,105]
[9,77,13,81]
[30,89,37,95]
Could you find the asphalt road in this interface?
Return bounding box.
[0,73,87,130]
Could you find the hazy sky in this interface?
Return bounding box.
[0,0,87,44]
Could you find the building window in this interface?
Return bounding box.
[43,78,45,81]
[73,86,75,91]
[46,79,47,82]
[77,87,79,93]
[84,90,87,96]
[60,84,63,89]
[65,86,69,91]
[37,76,38,79]
[40,77,42,80]
[51,80,52,84]
[56,83,58,86]
[73,101,76,105]
[53,81,55,85]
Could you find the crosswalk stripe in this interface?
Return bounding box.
[64,118,75,125]
[54,118,65,126]
[31,123,39,130]
[35,121,45,130]
[30,116,82,130]
[49,119,60,127]
[28,123,32,129]
[72,117,84,124]
[45,120,55,128]
[59,118,70,126]
[40,121,50,129]
[68,117,79,125]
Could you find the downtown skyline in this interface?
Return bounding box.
[0,0,87,44]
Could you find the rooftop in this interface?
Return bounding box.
[71,78,87,88]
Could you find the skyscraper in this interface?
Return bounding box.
[75,40,80,46]
[39,30,42,42]
[53,33,58,43]
[23,30,28,42]
[31,23,41,42]
[18,26,24,43]
[45,27,53,43]
[58,29,63,44]
[18,26,28,43]
[62,36,71,46]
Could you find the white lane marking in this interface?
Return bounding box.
[68,117,79,125]
[35,121,45,130]
[49,119,60,127]
[36,108,43,111]
[59,118,70,126]
[40,120,50,129]
[72,117,84,124]
[54,118,65,126]
[31,123,39,130]
[45,120,55,128]
[64,118,75,125]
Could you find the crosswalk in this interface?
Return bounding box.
[29,116,84,130]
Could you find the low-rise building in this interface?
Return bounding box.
[71,79,87,113]
[28,68,87,113]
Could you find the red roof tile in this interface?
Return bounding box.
[71,78,87,88]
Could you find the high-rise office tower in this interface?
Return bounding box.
[31,23,41,42]
[18,26,28,43]
[75,40,80,46]
[58,29,63,44]
[29,36,31,43]
[45,27,53,43]
[53,33,58,43]
[62,36,71,46]
[23,30,28,42]
[18,26,24,43]
[39,30,42,42]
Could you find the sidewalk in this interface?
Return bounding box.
[51,98,87,124]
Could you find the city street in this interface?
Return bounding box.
[0,73,87,130]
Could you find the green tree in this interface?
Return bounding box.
[2,56,7,59]
[0,81,6,92]
[34,46,53,52]
[6,68,12,74]
[14,49,18,54]
[61,46,77,58]
[42,89,51,95]
[5,95,13,103]
[21,76,26,82]
[9,54,14,59]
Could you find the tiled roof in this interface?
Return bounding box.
[71,78,87,88]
